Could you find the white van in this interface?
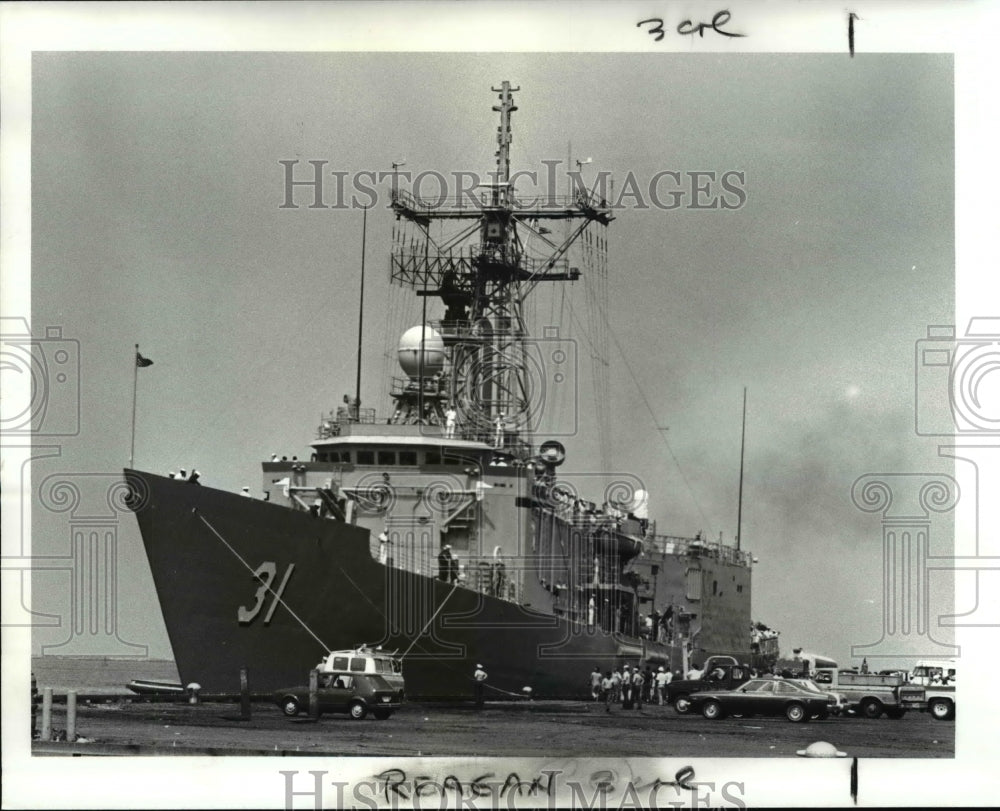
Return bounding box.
[316,646,404,691]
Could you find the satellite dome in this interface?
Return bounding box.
[397,326,445,378]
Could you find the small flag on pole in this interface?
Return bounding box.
[136,352,154,368]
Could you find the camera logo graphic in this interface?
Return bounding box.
[461,326,578,438]
[0,317,80,436]
[915,318,1000,436]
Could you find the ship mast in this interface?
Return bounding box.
[389,81,612,447]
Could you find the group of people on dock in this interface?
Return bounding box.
[590,664,676,712]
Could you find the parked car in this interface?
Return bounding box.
[274,671,402,720]
[787,679,849,717]
[668,662,752,713]
[690,678,836,723]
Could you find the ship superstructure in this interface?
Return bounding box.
[127,82,754,698]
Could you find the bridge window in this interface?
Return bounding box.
[357,450,375,465]
[331,656,349,670]
[377,451,396,466]
[399,451,418,466]
[350,657,366,672]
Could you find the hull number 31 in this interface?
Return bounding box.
[238,561,296,625]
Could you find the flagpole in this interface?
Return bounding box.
[130,344,139,468]
[736,387,747,552]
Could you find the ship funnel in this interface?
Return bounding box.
[397,325,445,378]
[538,440,566,467]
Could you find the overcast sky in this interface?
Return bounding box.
[28,51,958,666]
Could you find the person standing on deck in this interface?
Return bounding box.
[444,404,458,439]
[378,528,391,565]
[473,664,488,708]
[437,545,454,582]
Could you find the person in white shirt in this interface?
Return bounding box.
[473,664,488,708]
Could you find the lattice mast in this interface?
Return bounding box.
[390,81,612,446]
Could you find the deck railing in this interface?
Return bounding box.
[647,534,753,566]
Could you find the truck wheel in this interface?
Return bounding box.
[349,701,368,720]
[673,695,692,714]
[785,702,807,723]
[885,707,906,720]
[280,697,301,717]
[860,698,883,719]
[929,699,954,721]
[701,700,725,720]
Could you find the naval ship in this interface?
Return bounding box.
[126,82,755,699]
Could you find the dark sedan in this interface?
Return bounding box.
[690,678,836,723]
[274,672,402,720]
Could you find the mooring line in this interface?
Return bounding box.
[401,581,460,660]
[196,512,330,651]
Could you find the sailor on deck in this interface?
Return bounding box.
[438,544,455,582]
[494,413,505,448]
[378,528,391,565]
[444,404,457,438]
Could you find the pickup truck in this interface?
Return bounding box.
[668,660,751,714]
[813,668,922,719]
[898,683,956,720]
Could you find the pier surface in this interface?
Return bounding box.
[31,697,952,758]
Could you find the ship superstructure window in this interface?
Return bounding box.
[331,656,349,670]
[357,450,375,465]
[425,451,442,465]
[399,451,418,466]
[350,657,366,672]
[378,451,396,466]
